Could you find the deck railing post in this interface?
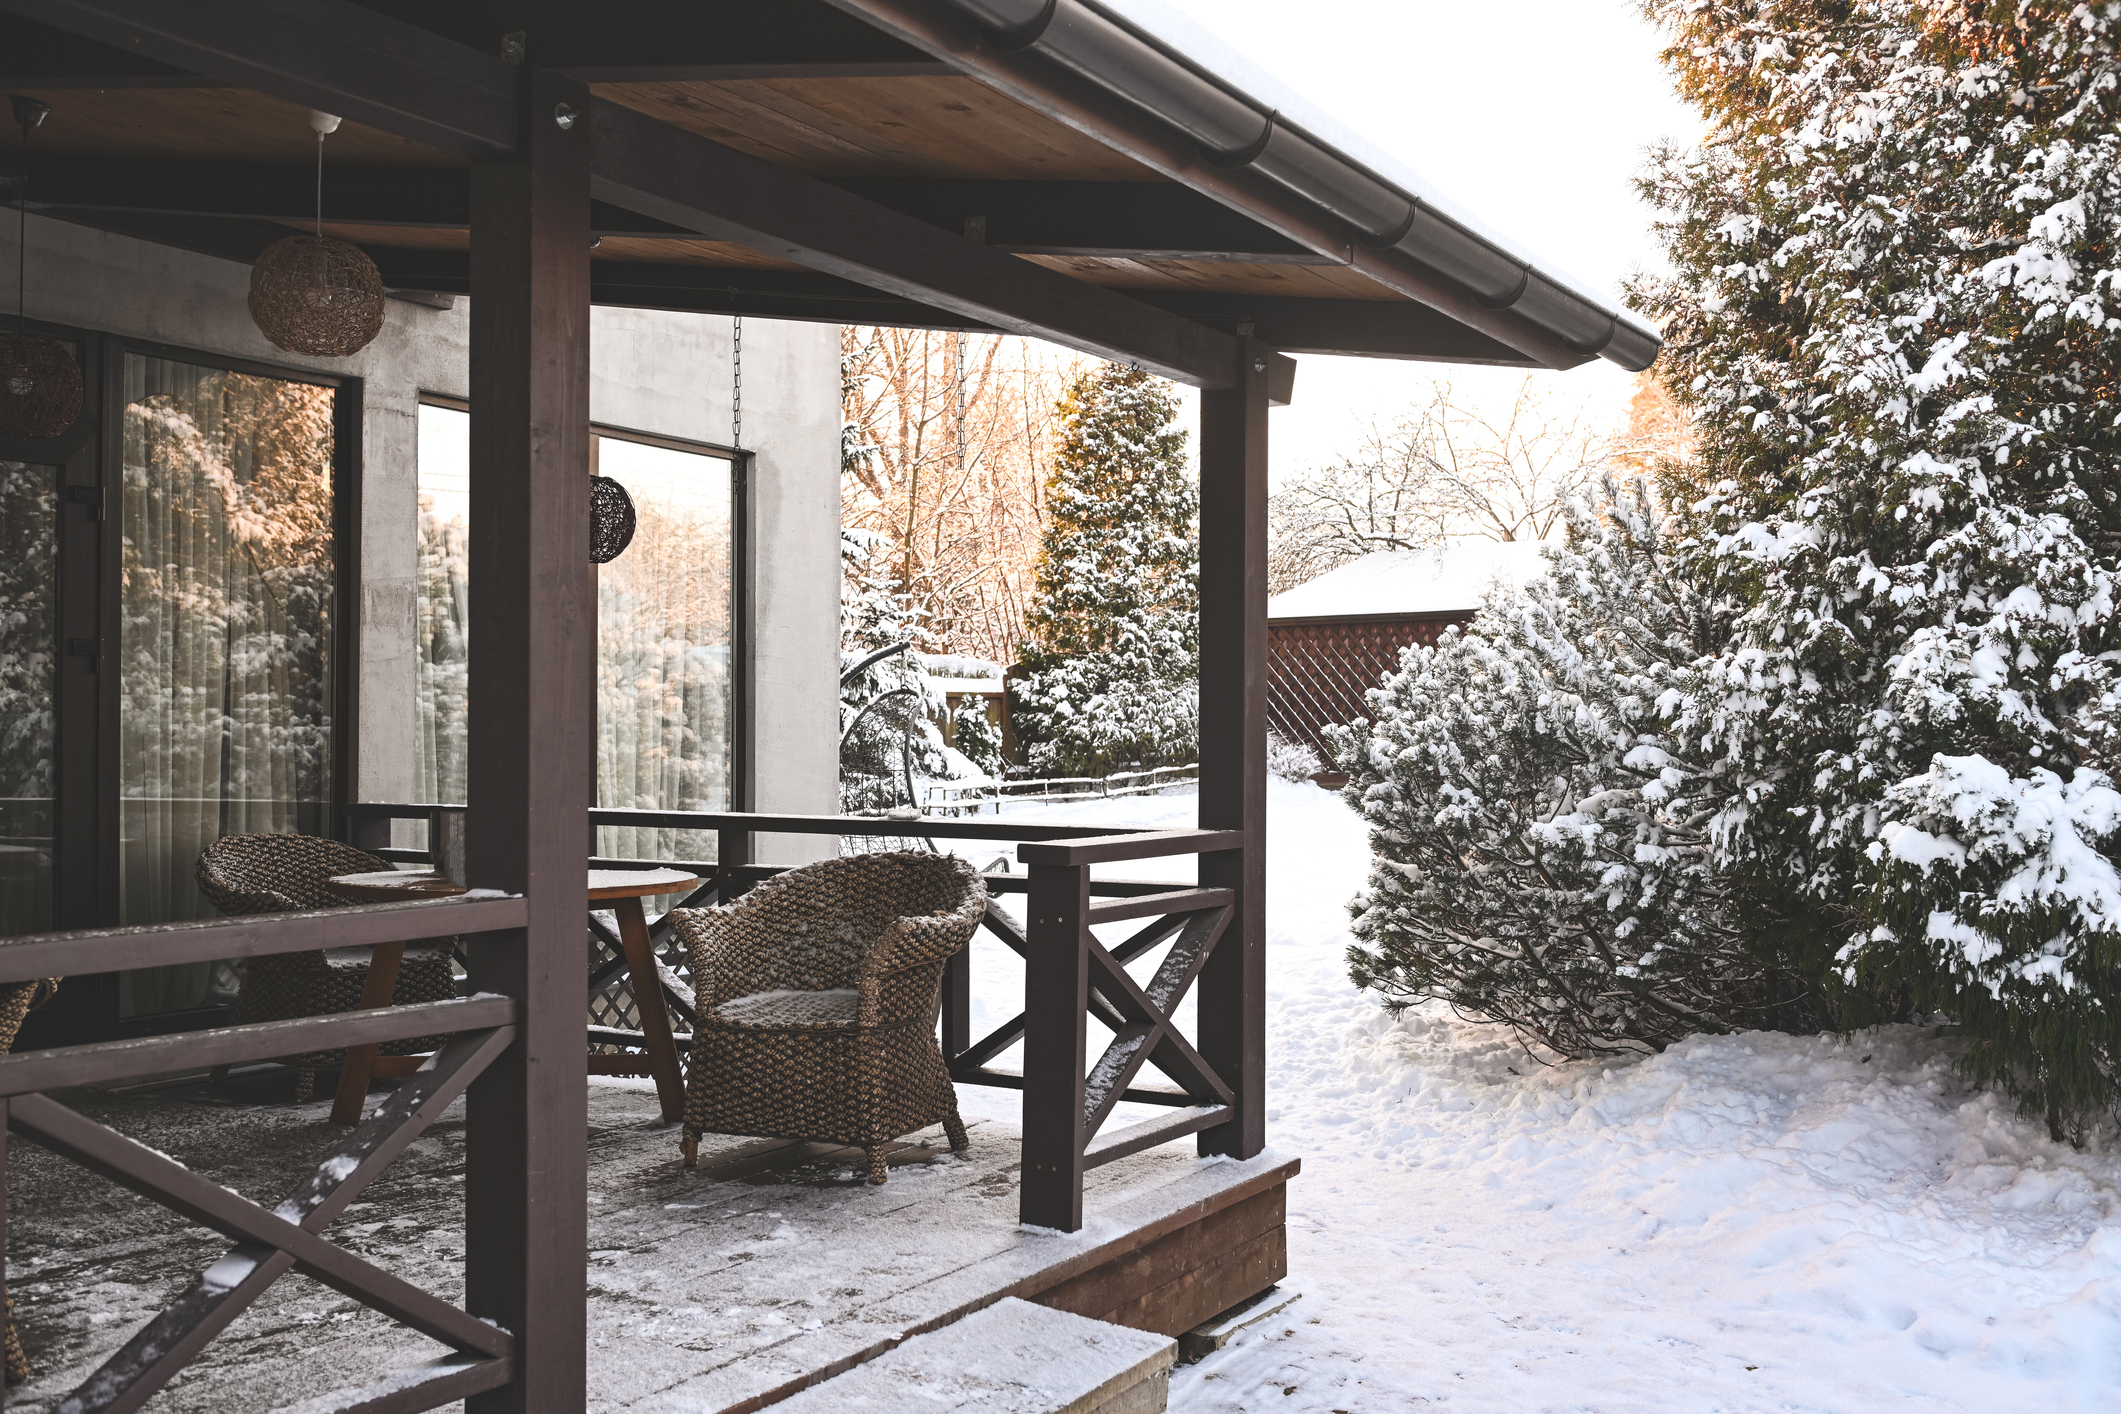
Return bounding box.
[461,67,594,1414]
[1020,860,1090,1230]
[1195,336,1271,1160]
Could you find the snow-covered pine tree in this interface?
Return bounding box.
[1635,0,2121,1131]
[1331,476,1813,1055]
[1012,364,1200,776]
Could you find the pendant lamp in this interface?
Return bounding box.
[0,95,84,439]
[248,111,384,358]
[589,475,637,564]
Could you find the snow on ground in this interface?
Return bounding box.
[960,778,2121,1412]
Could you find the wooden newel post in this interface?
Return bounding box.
[462,67,594,1414]
[1195,337,1272,1161]
[1020,861,1091,1230]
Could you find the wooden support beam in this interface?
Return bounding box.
[586,95,1245,388]
[1195,336,1271,1162]
[0,0,518,157]
[1021,863,1092,1231]
[462,66,593,1414]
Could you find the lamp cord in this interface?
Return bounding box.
[15,124,26,334]
[315,130,325,239]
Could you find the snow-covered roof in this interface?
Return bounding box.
[1267,542,1548,621]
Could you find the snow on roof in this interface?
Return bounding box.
[1267,542,1548,621]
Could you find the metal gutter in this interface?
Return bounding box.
[934,0,1659,371]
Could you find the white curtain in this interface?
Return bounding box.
[119,356,337,1013]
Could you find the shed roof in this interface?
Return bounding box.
[1267,542,1548,622]
[2,0,1659,375]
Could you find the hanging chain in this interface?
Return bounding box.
[731,310,743,450]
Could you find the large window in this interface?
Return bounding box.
[414,406,738,860]
[0,331,350,1038]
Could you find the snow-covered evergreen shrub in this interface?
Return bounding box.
[1635,0,2121,1128]
[1266,731,1323,784]
[1013,365,1200,776]
[1333,477,1815,1056]
[949,698,1006,779]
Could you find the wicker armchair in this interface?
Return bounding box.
[0,977,57,1385]
[194,834,456,1102]
[670,851,987,1184]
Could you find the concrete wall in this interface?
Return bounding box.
[6,213,842,856]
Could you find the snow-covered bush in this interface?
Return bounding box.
[949,698,1007,779]
[1635,0,2121,1128]
[1266,731,1323,784]
[1012,365,1199,776]
[1332,477,1814,1056]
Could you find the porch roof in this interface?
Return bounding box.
[0,0,1659,375]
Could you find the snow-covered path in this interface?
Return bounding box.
[970,779,2121,1412]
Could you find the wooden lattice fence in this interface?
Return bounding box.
[1267,612,1473,763]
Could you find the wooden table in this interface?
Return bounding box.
[322,868,699,1126]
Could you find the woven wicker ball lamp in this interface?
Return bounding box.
[247,111,385,359]
[590,475,637,564]
[248,232,385,357]
[0,332,82,438]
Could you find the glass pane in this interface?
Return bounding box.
[0,461,58,938]
[415,403,470,806]
[119,355,337,1013]
[594,436,734,867]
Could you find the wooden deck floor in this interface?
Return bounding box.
[7,1067,1293,1413]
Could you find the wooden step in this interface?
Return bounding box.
[771,1297,1174,1413]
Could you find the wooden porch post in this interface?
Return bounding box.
[1195,337,1270,1160]
[462,68,593,1413]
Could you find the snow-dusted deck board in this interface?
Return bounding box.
[771,1297,1173,1414]
[581,1101,1291,1412]
[6,1070,1288,1414]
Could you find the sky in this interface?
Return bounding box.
[1122,0,1702,484]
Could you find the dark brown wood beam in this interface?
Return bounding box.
[0,0,518,157]
[1195,336,1271,1163]
[462,66,593,1414]
[586,94,1245,388]
[15,158,1315,262]
[352,0,943,74]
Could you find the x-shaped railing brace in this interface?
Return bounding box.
[1079,904,1235,1138]
[951,898,1235,1135]
[9,1025,516,1414]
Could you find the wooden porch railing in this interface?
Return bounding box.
[0,901,530,1413]
[349,805,1261,1232]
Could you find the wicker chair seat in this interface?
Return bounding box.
[673,851,986,1183]
[711,987,860,1027]
[196,833,459,1100]
[1,977,59,1384]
